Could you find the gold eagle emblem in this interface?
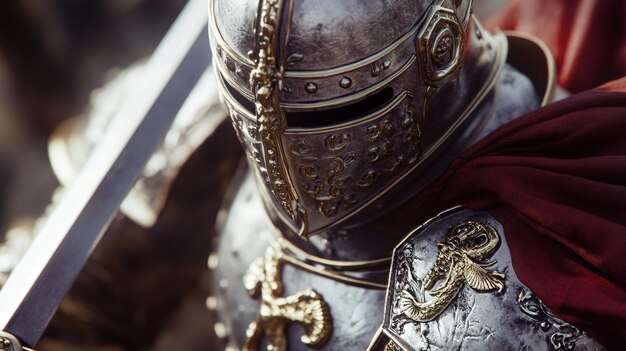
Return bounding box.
[400,221,506,322]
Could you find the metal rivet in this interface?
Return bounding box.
[305,82,318,93]
[339,77,352,88]
[383,59,392,70]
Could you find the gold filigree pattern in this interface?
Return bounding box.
[294,137,358,218]
[249,0,298,220]
[399,221,505,322]
[243,244,332,351]
[384,340,402,351]
[518,289,583,351]
[417,6,465,87]
[285,92,421,223]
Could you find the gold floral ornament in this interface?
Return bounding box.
[243,244,332,351]
[249,0,298,220]
[400,221,506,322]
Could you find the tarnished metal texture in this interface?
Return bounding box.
[209,172,386,351]
[211,0,471,104]
[210,0,556,258]
[275,19,507,237]
[302,61,541,261]
[0,0,210,346]
[210,180,605,350]
[210,0,483,237]
[377,207,604,351]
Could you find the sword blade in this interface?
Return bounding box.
[0,0,210,346]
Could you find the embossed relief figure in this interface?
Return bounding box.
[208,0,623,350]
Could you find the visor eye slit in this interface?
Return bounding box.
[285,87,395,129]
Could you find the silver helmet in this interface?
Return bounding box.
[209,0,506,237]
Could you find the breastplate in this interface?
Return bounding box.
[207,35,603,350]
[369,207,603,351]
[209,173,604,350]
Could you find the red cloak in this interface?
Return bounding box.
[401,78,626,349]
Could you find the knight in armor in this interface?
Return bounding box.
[207,0,626,350]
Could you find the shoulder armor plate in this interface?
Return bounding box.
[370,207,604,351]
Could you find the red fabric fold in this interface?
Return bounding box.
[409,78,626,349]
[486,0,626,93]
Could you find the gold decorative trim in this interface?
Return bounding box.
[517,288,583,351]
[281,55,416,110]
[216,53,418,114]
[243,243,332,351]
[209,0,472,79]
[283,25,421,79]
[416,6,465,87]
[398,221,505,322]
[280,252,388,290]
[301,27,509,236]
[384,340,402,351]
[278,236,391,269]
[249,0,298,220]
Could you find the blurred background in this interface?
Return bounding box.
[0,0,187,236]
[0,1,509,350]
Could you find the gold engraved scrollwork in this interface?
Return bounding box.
[357,96,420,190]
[286,92,421,220]
[293,136,358,218]
[518,289,583,351]
[396,221,506,324]
[243,244,333,351]
[417,6,465,87]
[384,340,402,351]
[324,133,351,152]
[250,0,298,220]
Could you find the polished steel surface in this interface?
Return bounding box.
[211,181,604,350]
[293,61,541,261]
[375,207,604,351]
[282,91,421,227]
[209,0,506,236]
[211,173,386,351]
[208,1,567,349]
[0,0,210,346]
[210,0,485,238]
